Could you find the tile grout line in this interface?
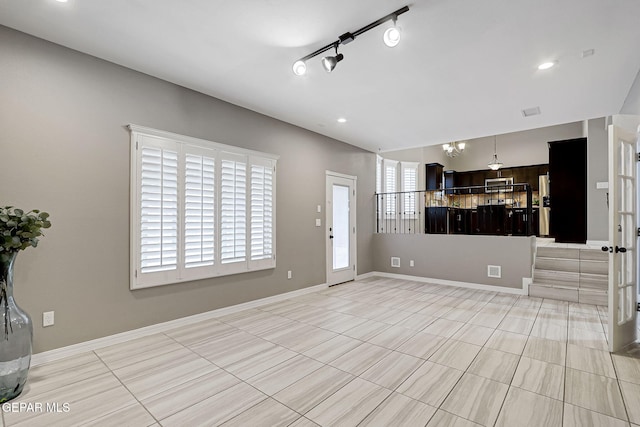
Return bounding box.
[90,349,161,426]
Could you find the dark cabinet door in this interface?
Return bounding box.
[477,205,507,235]
[549,138,587,243]
[425,207,448,234]
[470,171,485,193]
[444,170,456,195]
[511,208,527,235]
[448,208,468,234]
[511,208,537,236]
[426,163,443,191]
[456,172,472,193]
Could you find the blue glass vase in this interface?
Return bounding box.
[0,251,33,402]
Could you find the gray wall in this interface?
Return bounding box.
[621,69,640,115]
[586,118,609,241]
[0,26,375,352]
[372,234,535,290]
[441,123,583,172]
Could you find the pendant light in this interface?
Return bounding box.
[488,136,503,171]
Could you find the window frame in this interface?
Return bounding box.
[129,124,278,290]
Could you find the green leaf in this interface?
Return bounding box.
[1,207,51,252]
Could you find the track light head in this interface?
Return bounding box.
[322,53,344,72]
[292,60,307,76]
[383,16,402,47]
[292,5,409,76]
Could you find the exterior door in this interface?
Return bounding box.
[326,172,356,286]
[608,124,638,352]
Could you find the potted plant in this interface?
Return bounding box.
[0,206,51,402]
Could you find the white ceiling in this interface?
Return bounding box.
[1,0,639,153]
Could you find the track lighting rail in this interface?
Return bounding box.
[293,5,409,74]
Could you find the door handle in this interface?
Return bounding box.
[329,235,334,239]
[602,246,613,253]
[615,246,627,253]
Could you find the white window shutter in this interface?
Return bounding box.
[250,161,274,262]
[384,160,398,216]
[220,156,247,264]
[130,125,278,289]
[184,152,215,269]
[140,145,178,273]
[401,162,418,215]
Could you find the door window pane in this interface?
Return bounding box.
[333,184,350,270]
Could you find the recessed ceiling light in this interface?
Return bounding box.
[538,61,556,70]
[55,0,69,2]
[337,118,347,123]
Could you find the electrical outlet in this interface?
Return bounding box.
[43,311,55,327]
[410,260,414,267]
[287,270,292,279]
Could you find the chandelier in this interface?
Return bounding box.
[442,141,466,157]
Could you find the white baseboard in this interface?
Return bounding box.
[356,272,377,280]
[369,271,529,295]
[32,282,327,367]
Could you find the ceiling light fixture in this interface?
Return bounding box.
[337,117,347,123]
[321,43,344,73]
[442,141,466,157]
[383,17,402,47]
[292,5,409,76]
[488,136,503,171]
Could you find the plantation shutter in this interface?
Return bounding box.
[139,141,179,274]
[184,149,215,269]
[250,159,274,264]
[130,125,278,289]
[401,162,418,215]
[384,160,398,216]
[220,155,247,264]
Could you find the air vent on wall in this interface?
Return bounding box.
[521,106,541,117]
[391,257,401,268]
[487,265,502,278]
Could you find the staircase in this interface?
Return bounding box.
[529,246,608,305]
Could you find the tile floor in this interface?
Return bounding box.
[2,276,640,426]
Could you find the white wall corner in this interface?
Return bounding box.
[522,277,532,296]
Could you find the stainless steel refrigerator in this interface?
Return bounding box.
[538,174,550,236]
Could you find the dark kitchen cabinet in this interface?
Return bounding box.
[426,163,443,191]
[470,171,485,193]
[444,170,456,195]
[453,171,472,193]
[549,138,587,243]
[448,208,468,234]
[510,208,539,236]
[425,207,448,234]
[477,205,506,235]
